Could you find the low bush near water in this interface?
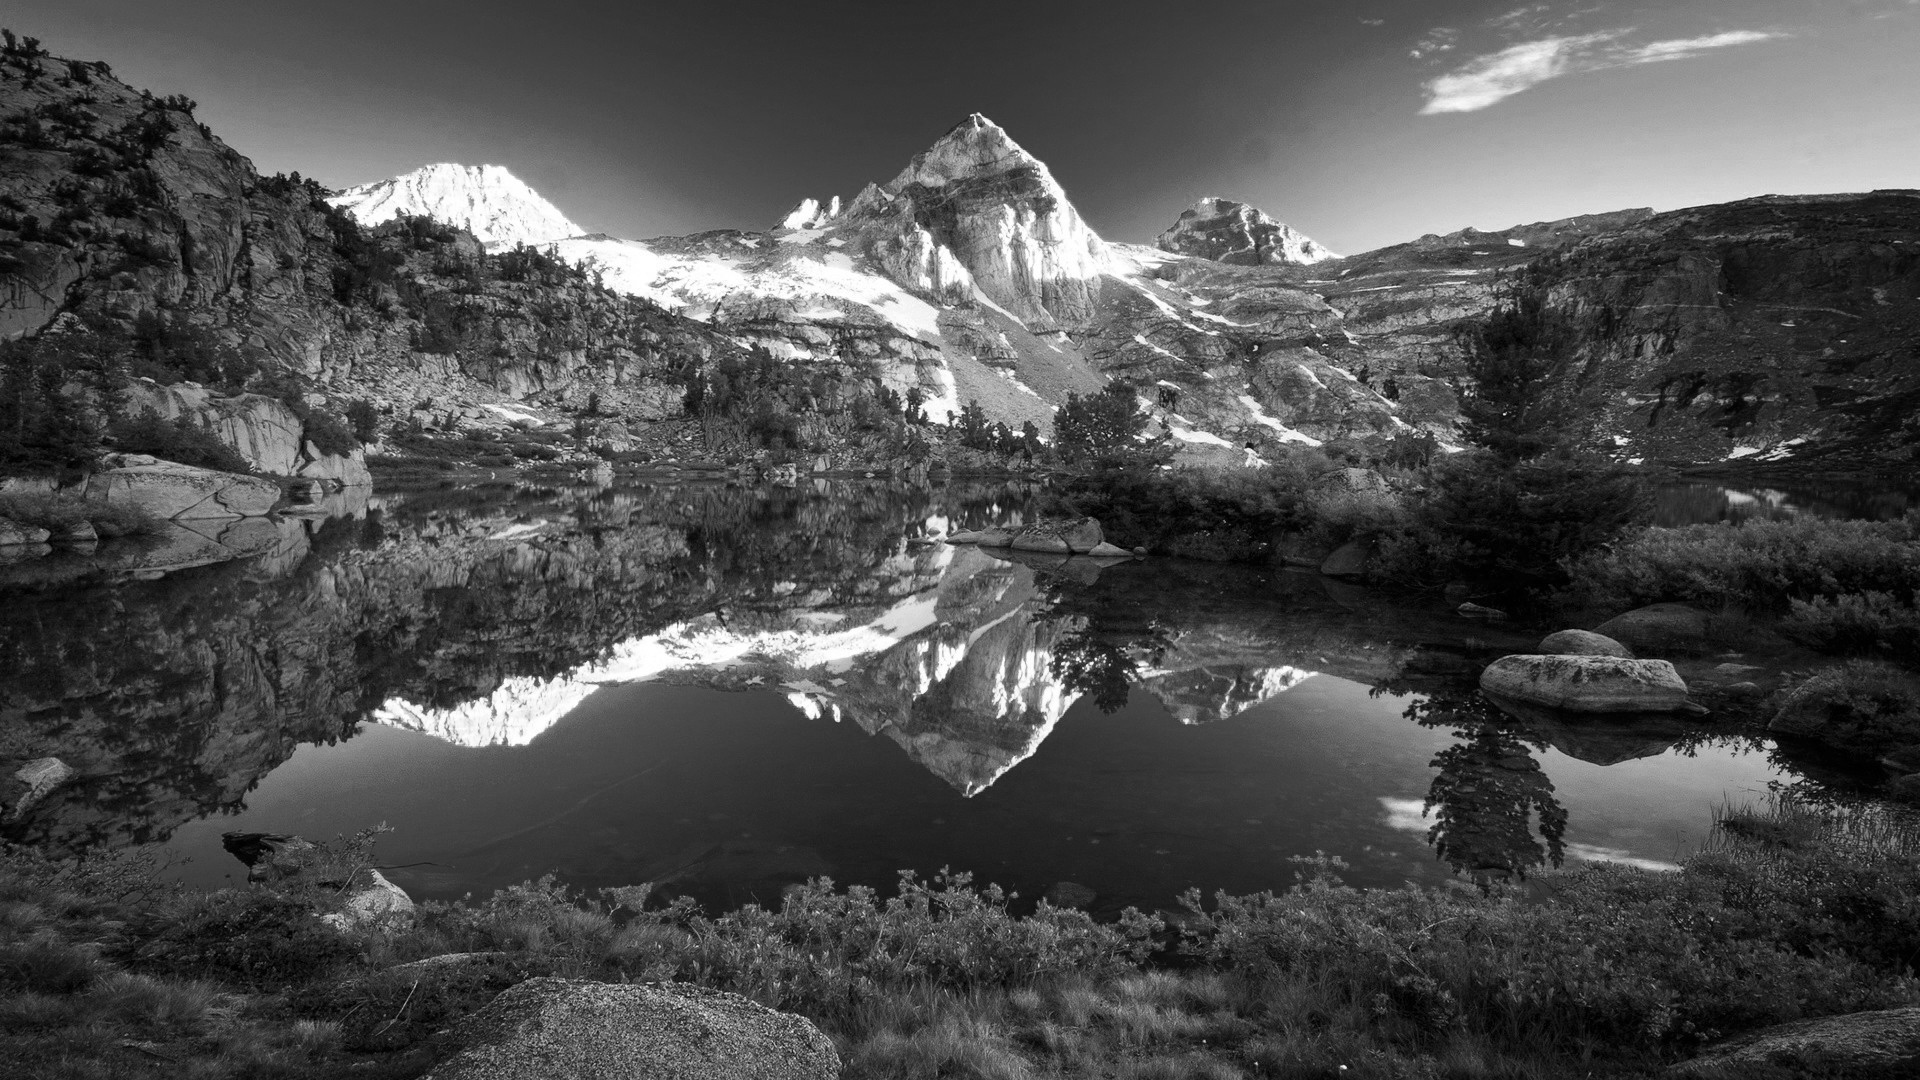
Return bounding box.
[4,795,1920,1078]
[1563,513,1920,616]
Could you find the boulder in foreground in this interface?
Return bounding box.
[426,977,839,1080]
[1481,654,1690,713]
[1668,1005,1920,1078]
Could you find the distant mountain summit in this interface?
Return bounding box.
[1157,197,1335,266]
[330,163,583,249]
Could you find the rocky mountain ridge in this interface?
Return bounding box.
[2,33,1915,467]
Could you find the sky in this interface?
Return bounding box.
[10,0,1919,254]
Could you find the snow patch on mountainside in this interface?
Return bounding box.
[552,236,944,341]
[331,164,584,250]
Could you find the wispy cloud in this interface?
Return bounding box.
[1409,26,1460,61]
[1420,28,1786,114]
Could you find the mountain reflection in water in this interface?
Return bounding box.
[0,478,1792,907]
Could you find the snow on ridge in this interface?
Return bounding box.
[331,163,585,250]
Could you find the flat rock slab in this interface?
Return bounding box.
[427,978,839,1080]
[1669,1005,1920,1077]
[1480,654,1690,713]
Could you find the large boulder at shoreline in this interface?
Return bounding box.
[1480,654,1691,713]
[1668,1005,1920,1077]
[1593,603,1712,655]
[82,456,279,519]
[1539,629,1634,658]
[426,978,839,1080]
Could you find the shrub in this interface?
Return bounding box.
[1047,459,1327,560]
[107,409,253,473]
[1053,384,1149,465]
[1564,514,1920,616]
[1784,591,1920,664]
[1771,661,1920,757]
[344,398,380,443]
[296,403,359,457]
[1377,451,1649,598]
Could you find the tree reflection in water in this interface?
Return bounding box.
[1405,690,1568,883]
[1046,625,1169,714]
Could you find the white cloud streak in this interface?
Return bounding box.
[1420,28,1786,114]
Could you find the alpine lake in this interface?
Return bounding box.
[0,474,1895,919]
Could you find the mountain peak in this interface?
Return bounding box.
[890,112,1045,192]
[330,163,583,249]
[1158,197,1336,266]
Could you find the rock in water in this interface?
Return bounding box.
[426,978,840,1080]
[1480,655,1690,713]
[1156,197,1336,266]
[1008,518,1103,554]
[1592,603,1712,656]
[1538,629,1634,658]
[0,518,51,546]
[1668,1005,1920,1077]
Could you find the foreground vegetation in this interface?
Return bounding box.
[4,797,1919,1078]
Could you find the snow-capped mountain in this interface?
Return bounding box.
[336,116,1437,452]
[331,163,584,249]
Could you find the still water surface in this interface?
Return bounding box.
[0,479,1804,914]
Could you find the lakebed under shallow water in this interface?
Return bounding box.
[0,478,1816,913]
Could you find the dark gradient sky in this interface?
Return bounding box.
[13,0,1919,253]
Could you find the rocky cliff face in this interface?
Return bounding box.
[841,114,1113,331]
[331,163,584,249]
[1157,198,1334,266]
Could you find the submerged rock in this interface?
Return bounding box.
[426,977,839,1080]
[1480,654,1691,713]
